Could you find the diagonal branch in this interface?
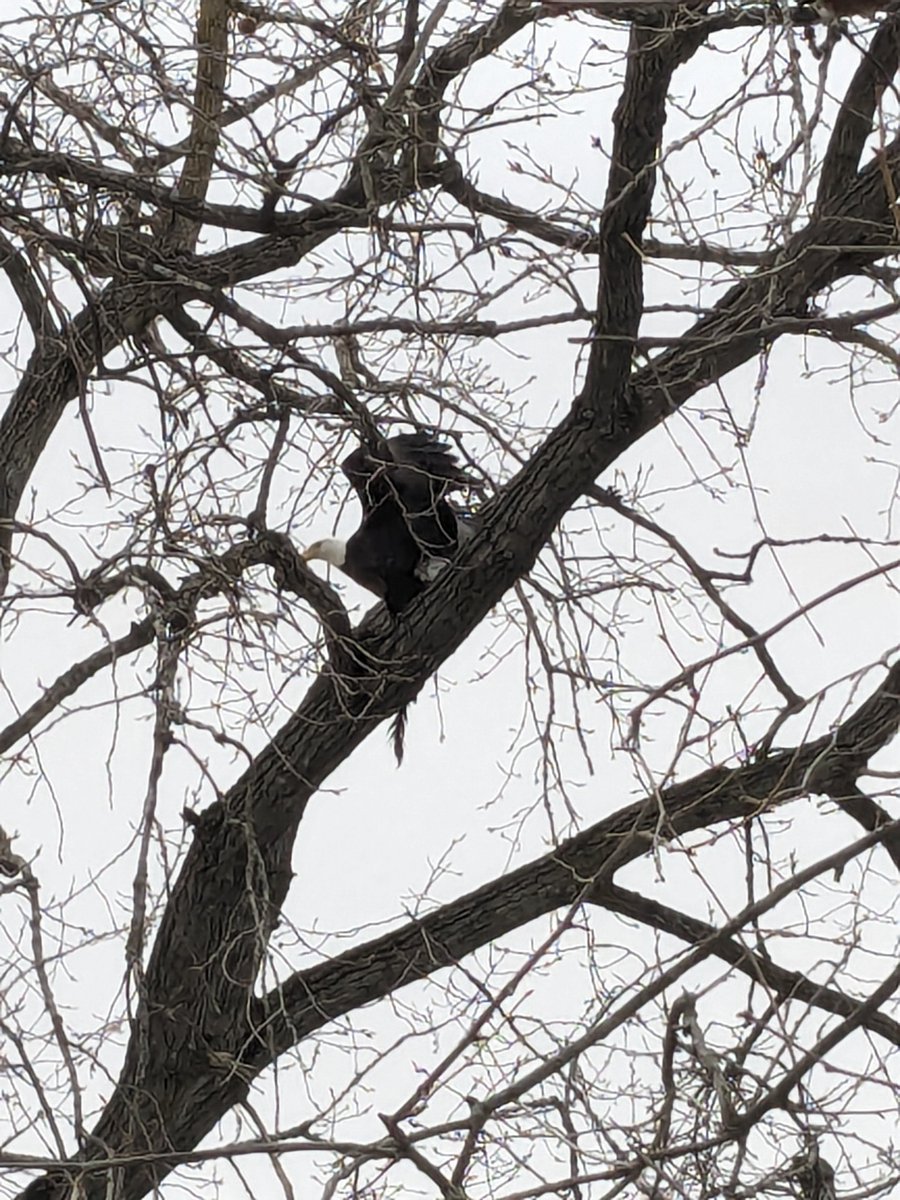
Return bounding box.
[592,486,804,710]
[4,15,898,610]
[730,959,900,1134]
[0,538,349,757]
[0,620,155,757]
[599,883,900,1047]
[248,658,900,1062]
[0,5,547,600]
[816,13,900,211]
[821,781,900,871]
[60,652,897,1200]
[0,229,54,339]
[14,22,900,1200]
[19,658,900,1199]
[631,136,900,435]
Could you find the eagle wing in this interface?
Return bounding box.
[340,432,473,516]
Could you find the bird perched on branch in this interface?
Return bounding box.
[302,431,477,615]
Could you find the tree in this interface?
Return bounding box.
[1,0,899,1197]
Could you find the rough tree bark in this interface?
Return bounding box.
[1,3,898,1199]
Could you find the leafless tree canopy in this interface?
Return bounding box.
[1,0,899,1197]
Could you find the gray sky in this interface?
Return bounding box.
[1,2,899,1197]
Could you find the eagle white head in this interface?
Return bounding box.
[301,538,347,568]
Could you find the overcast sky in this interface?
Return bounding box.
[1,2,899,1197]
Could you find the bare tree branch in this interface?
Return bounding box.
[600,883,900,1048]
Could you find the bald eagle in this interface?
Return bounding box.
[302,432,475,614]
